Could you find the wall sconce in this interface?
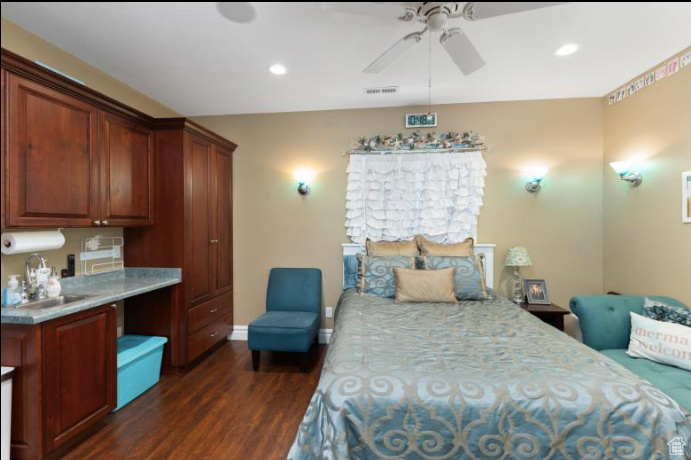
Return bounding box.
[294,170,314,196]
[526,168,548,193]
[610,161,642,187]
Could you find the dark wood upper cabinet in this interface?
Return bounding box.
[99,111,154,226]
[7,73,99,227]
[1,48,156,228]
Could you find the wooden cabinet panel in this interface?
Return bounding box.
[187,290,233,335]
[2,69,6,229]
[43,305,117,453]
[187,313,233,363]
[125,119,235,368]
[214,145,233,294]
[7,74,98,227]
[0,324,42,460]
[186,133,214,305]
[99,111,154,226]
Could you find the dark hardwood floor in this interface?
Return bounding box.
[62,340,327,460]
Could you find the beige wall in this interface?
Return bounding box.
[1,20,180,281]
[194,98,605,333]
[603,48,691,305]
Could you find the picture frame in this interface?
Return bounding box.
[683,171,691,224]
[525,279,550,305]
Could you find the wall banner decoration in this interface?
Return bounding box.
[608,49,690,106]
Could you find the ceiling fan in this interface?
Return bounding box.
[322,2,569,75]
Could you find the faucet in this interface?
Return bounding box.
[25,253,47,300]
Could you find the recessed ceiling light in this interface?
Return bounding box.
[268,64,287,75]
[216,2,256,24]
[554,43,579,57]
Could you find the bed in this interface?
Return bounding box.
[288,247,691,459]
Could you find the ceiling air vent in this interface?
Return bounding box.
[364,86,398,95]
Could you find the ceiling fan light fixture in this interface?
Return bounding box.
[268,64,287,75]
[554,43,579,57]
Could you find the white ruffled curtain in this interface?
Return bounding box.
[346,151,486,244]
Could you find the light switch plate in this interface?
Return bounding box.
[326,307,334,318]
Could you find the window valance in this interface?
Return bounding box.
[345,151,486,244]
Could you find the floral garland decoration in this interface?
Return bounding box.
[349,131,486,154]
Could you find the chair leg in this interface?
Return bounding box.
[252,350,260,371]
[299,352,310,373]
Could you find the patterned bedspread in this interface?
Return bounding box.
[289,290,691,459]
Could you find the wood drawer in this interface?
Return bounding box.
[187,314,232,363]
[187,291,233,335]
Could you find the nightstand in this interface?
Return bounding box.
[523,303,570,331]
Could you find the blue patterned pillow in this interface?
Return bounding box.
[356,255,416,298]
[343,255,359,291]
[419,255,488,300]
[643,298,691,327]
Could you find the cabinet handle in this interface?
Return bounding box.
[209,332,218,338]
[209,239,219,244]
[103,220,110,226]
[94,220,102,226]
[209,308,219,314]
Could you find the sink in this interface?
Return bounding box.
[16,295,93,310]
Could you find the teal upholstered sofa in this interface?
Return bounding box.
[570,295,690,412]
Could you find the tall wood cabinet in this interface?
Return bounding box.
[1,49,154,228]
[125,119,235,367]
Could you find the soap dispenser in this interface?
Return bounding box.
[46,268,62,298]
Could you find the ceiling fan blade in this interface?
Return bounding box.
[322,2,410,19]
[363,32,423,74]
[440,28,485,76]
[461,2,569,20]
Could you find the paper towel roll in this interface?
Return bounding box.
[1,231,66,255]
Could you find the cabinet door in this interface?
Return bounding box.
[99,111,154,226]
[7,74,99,227]
[213,145,233,294]
[43,305,117,453]
[185,133,214,306]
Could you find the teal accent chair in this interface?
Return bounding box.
[248,268,322,372]
[570,295,690,412]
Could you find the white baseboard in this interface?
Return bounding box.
[229,325,332,345]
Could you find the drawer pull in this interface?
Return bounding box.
[209,308,219,314]
[209,332,218,338]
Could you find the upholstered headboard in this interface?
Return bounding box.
[342,243,496,290]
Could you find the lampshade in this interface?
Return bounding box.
[505,247,532,267]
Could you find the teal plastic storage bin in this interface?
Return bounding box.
[114,335,168,412]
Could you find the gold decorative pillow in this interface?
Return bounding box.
[366,238,418,257]
[415,235,474,257]
[394,267,457,304]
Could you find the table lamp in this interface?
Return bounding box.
[505,247,532,304]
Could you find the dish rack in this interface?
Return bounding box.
[80,235,124,275]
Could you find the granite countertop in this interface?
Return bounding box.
[1,268,181,325]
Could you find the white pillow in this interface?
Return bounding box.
[627,312,691,371]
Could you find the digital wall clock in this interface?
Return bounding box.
[406,113,437,128]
